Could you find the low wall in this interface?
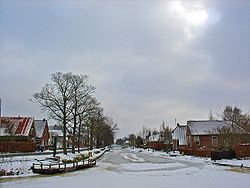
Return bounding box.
[146,142,172,151]
[211,151,235,160]
[235,144,250,159]
[179,148,211,157]
[0,141,36,153]
[180,144,250,159]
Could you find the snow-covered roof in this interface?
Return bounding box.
[34,119,48,138]
[49,124,63,131]
[49,130,63,137]
[0,117,34,136]
[187,120,226,135]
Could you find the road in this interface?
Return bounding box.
[1,148,250,188]
[99,148,205,173]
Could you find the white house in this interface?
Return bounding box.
[172,124,188,149]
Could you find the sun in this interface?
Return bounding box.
[169,1,208,27]
[186,9,208,26]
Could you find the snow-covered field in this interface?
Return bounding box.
[1,148,250,188]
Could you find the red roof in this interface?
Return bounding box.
[0,117,35,136]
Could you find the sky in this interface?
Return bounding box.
[0,0,250,138]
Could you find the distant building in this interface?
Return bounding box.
[49,124,64,148]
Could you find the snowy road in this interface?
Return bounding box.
[1,148,250,188]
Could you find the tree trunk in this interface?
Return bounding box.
[71,106,77,154]
[90,119,94,150]
[77,118,82,153]
[63,114,67,155]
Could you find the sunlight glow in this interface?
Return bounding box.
[170,1,208,27]
[187,10,208,26]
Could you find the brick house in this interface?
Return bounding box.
[34,119,50,148]
[186,120,250,150]
[0,117,37,152]
[186,120,226,150]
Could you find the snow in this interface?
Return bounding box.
[120,153,145,162]
[1,148,250,188]
[0,149,102,177]
[188,120,225,135]
[215,159,250,168]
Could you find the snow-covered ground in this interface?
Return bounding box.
[0,149,102,177]
[134,148,250,168]
[1,148,250,188]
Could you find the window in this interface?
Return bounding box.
[211,136,218,146]
[194,136,200,146]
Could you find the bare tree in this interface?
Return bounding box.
[159,121,172,144]
[128,134,136,147]
[116,138,125,145]
[218,105,250,149]
[69,74,95,153]
[135,136,143,147]
[76,96,98,152]
[32,72,118,153]
[138,126,151,143]
[31,72,74,154]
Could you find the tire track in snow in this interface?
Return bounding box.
[120,153,145,162]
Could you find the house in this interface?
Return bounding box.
[172,123,188,150]
[49,124,64,149]
[0,116,37,152]
[34,119,50,149]
[186,120,226,150]
[182,120,250,158]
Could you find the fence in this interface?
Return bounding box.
[0,141,36,152]
[145,142,172,151]
[179,148,211,157]
[235,144,250,159]
[211,151,235,160]
[180,145,250,159]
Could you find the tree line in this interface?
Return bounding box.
[31,72,118,154]
[116,121,172,148]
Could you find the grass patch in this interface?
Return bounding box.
[228,167,250,174]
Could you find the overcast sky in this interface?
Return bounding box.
[0,0,249,138]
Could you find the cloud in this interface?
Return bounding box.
[167,1,220,40]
